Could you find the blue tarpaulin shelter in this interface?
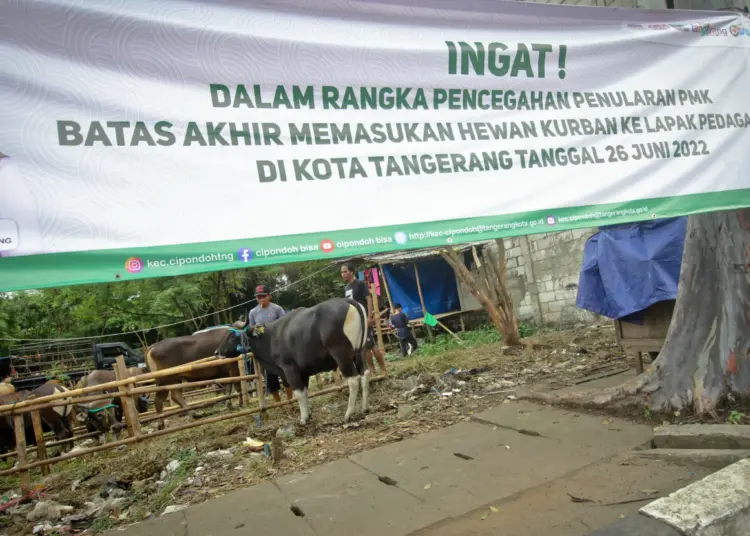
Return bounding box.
[361,243,486,321]
[381,258,461,320]
[576,217,687,322]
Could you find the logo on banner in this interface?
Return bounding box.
[125,257,144,273]
[394,232,408,245]
[546,216,557,226]
[320,239,335,253]
[730,25,741,36]
[0,219,18,252]
[237,248,253,262]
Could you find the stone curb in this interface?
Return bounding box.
[640,458,750,536]
[634,448,750,470]
[590,458,750,536]
[654,424,750,450]
[586,514,681,536]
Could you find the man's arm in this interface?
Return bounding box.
[363,283,375,325]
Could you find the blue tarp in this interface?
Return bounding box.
[576,217,687,321]
[382,257,460,320]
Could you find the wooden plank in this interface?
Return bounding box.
[620,339,667,351]
[115,356,141,439]
[13,414,29,494]
[30,411,49,476]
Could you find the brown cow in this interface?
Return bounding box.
[0,379,15,396]
[0,381,74,455]
[74,368,149,443]
[146,327,242,430]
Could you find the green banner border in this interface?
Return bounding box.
[2,188,749,292]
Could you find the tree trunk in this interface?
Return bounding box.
[526,209,750,415]
[440,245,521,346]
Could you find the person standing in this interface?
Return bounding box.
[245,285,293,403]
[389,303,419,356]
[340,262,387,376]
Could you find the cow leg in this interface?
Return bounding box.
[154,390,169,431]
[170,389,189,410]
[360,369,371,414]
[329,346,361,422]
[224,383,235,409]
[282,367,310,425]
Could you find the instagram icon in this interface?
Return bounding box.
[125,257,144,273]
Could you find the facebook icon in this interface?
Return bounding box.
[237,248,253,263]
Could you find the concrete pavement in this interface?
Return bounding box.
[106,401,661,536]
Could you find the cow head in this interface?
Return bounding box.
[215,324,265,358]
[75,401,117,434]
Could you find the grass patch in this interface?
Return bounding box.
[390,322,537,360]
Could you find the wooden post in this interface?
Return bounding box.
[334,372,343,403]
[114,356,141,439]
[413,263,434,342]
[378,264,395,312]
[237,356,249,407]
[30,411,49,476]
[370,284,385,354]
[460,314,466,332]
[253,357,265,408]
[13,414,29,494]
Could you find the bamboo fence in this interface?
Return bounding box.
[0,355,382,495]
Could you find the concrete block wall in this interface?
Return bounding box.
[459,228,600,326]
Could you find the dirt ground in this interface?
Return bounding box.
[0,323,685,535]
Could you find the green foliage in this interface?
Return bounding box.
[416,325,503,358]
[728,410,745,425]
[0,261,345,354]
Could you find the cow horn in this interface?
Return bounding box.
[232,320,246,329]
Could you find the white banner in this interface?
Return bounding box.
[1,0,749,290]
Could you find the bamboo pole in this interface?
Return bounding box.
[0,375,386,479]
[0,373,256,417]
[115,356,141,439]
[138,394,236,425]
[13,414,29,493]
[378,264,395,312]
[0,356,243,413]
[413,263,433,342]
[130,374,257,397]
[30,411,49,476]
[237,356,250,407]
[184,386,223,398]
[434,319,463,343]
[254,358,266,409]
[370,284,385,354]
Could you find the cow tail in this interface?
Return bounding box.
[349,298,368,353]
[146,348,157,373]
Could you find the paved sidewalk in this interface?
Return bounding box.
[106,401,658,536]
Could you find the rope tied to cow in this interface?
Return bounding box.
[87,404,116,414]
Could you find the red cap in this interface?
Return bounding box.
[255,285,269,296]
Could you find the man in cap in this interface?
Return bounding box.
[244,285,293,403]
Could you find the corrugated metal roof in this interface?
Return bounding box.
[361,240,494,265]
